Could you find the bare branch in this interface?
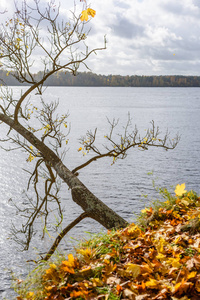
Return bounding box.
[42,212,89,261]
[73,116,180,173]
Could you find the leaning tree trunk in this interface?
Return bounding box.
[0,113,128,229]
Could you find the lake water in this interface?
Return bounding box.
[0,87,200,298]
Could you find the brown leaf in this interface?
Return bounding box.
[106,276,120,286]
[186,256,200,270]
[122,288,136,299]
[172,278,193,296]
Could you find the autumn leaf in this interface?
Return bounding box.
[167,257,182,268]
[27,292,35,298]
[123,288,136,299]
[143,137,148,144]
[61,265,75,274]
[92,278,103,287]
[125,263,141,279]
[195,278,200,292]
[68,253,76,267]
[145,278,160,289]
[27,153,35,162]
[77,247,92,257]
[80,266,91,273]
[141,207,153,215]
[61,253,77,274]
[70,290,88,298]
[172,278,193,295]
[186,255,200,270]
[80,10,88,21]
[175,183,187,196]
[80,8,96,22]
[87,8,96,17]
[15,186,200,300]
[125,224,142,238]
[140,264,153,275]
[155,237,166,253]
[102,261,117,281]
[187,271,197,279]
[116,284,123,295]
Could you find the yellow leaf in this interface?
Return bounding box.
[49,263,57,269]
[167,257,181,268]
[125,263,141,279]
[143,137,148,144]
[80,266,91,273]
[80,10,89,21]
[92,278,103,287]
[155,237,166,253]
[80,8,96,21]
[103,261,117,276]
[126,224,141,238]
[187,271,197,279]
[27,153,35,162]
[67,253,75,267]
[27,292,35,297]
[145,278,159,288]
[156,253,165,260]
[87,8,96,17]
[78,147,82,152]
[45,286,54,291]
[77,248,92,258]
[174,183,187,196]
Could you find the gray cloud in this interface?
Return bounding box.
[111,18,145,39]
[115,0,131,9]
[160,2,186,15]
[193,0,200,8]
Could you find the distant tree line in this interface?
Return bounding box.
[1,69,200,87]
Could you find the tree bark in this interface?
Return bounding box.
[0,113,128,229]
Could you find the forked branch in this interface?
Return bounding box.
[72,117,180,174]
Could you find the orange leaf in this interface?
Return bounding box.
[61,253,77,274]
[116,284,123,295]
[62,265,75,274]
[70,290,87,298]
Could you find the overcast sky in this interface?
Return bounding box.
[1,0,200,76]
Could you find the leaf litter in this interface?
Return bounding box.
[16,188,200,300]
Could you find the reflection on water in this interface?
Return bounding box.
[0,87,200,298]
